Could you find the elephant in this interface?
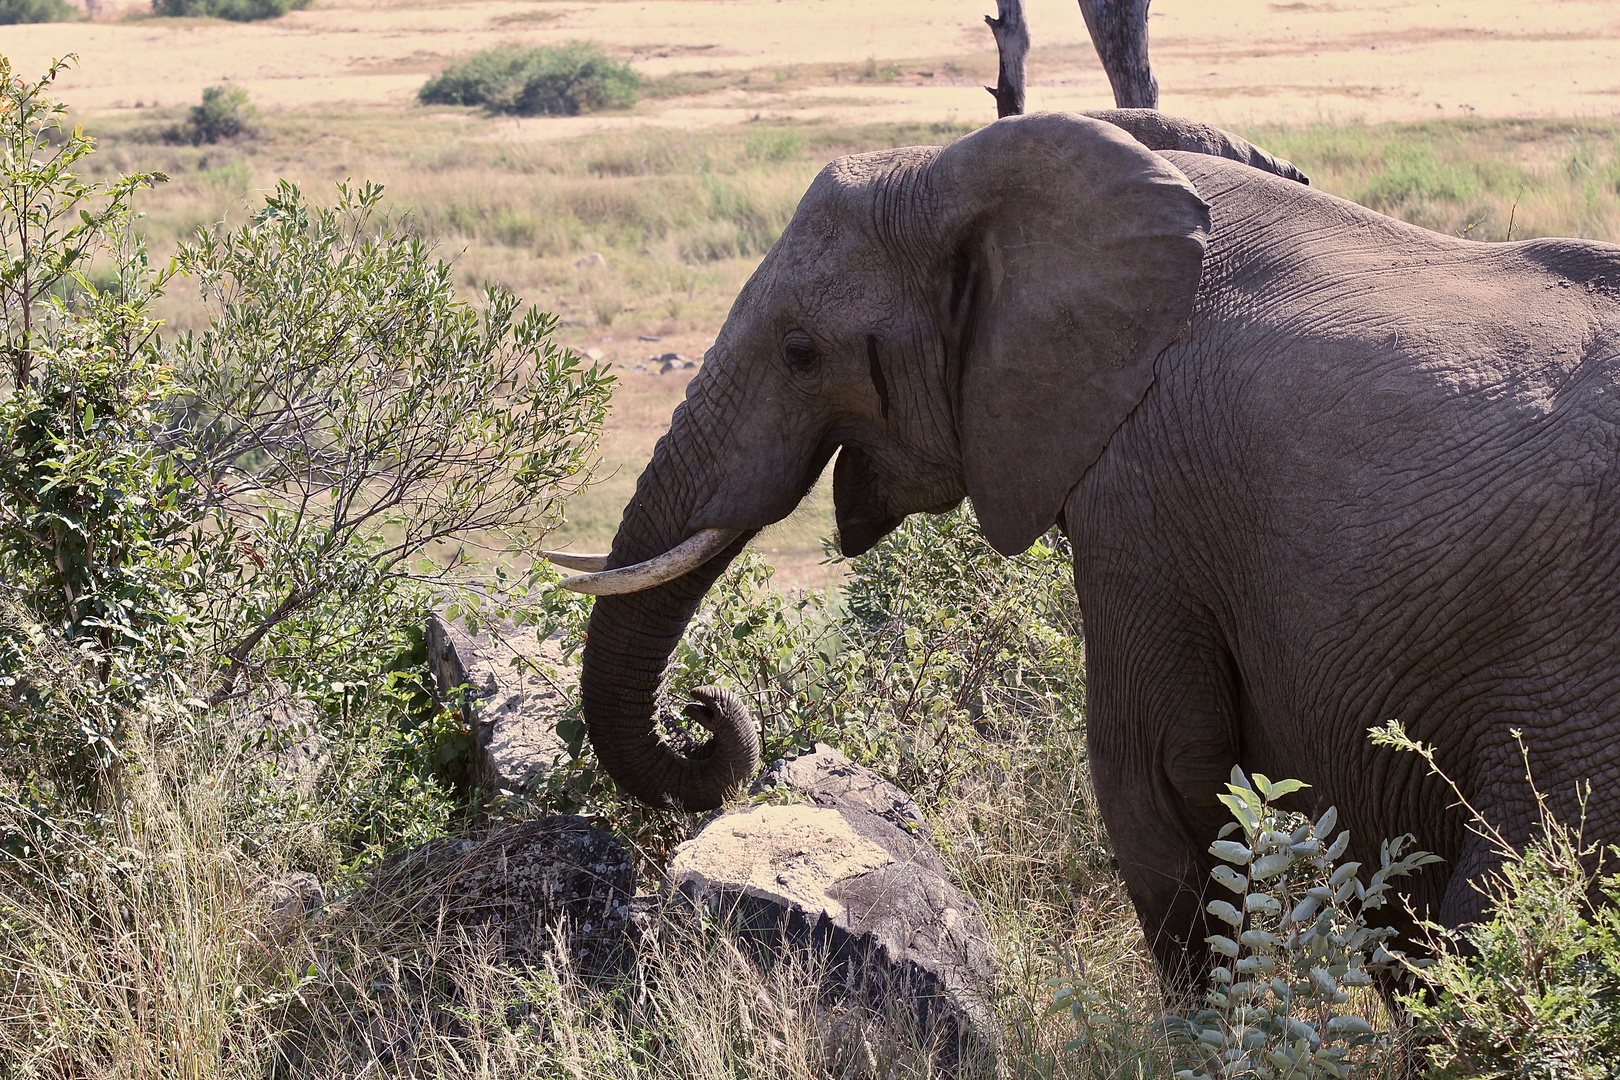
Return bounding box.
[547,108,1620,991]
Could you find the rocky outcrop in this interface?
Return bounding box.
[351,817,635,973]
[242,687,325,797]
[425,615,574,790]
[670,761,997,1073]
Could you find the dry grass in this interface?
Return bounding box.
[1247,117,1620,242]
[0,700,1173,1079]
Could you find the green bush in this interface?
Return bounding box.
[151,0,307,21]
[1148,769,1435,1079]
[180,83,256,144]
[419,43,641,116]
[0,0,74,24]
[0,58,183,790]
[0,59,611,834]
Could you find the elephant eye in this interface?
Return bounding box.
[783,329,820,373]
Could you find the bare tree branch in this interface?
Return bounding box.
[985,0,1029,118]
[1077,0,1157,109]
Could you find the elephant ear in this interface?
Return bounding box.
[928,112,1210,555]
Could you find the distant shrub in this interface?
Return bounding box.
[419,42,641,116]
[151,0,306,21]
[0,0,74,24]
[173,83,256,144]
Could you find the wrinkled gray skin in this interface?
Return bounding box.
[581,109,1620,991]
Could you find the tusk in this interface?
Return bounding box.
[540,550,611,573]
[558,528,742,595]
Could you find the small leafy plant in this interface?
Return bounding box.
[177,83,256,144]
[1054,768,1439,1080]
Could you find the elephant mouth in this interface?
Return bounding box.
[833,443,905,556]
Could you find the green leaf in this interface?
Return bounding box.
[1264,777,1310,799]
[1251,852,1295,880]
[1315,805,1338,837]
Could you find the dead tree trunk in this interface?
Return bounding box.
[1077,0,1157,109]
[984,0,1029,118]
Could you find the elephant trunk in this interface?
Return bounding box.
[577,383,763,812]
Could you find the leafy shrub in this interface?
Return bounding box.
[1374,722,1620,1076]
[1176,770,1435,1078]
[0,0,74,24]
[666,507,1081,799]
[419,43,641,116]
[177,83,256,144]
[151,0,308,21]
[169,179,612,697]
[0,60,611,826]
[0,58,184,788]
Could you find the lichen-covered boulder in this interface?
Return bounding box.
[668,801,997,1072]
[425,614,575,791]
[750,743,932,839]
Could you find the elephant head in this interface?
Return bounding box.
[564,113,1212,810]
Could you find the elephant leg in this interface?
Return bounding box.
[1082,590,1242,1000]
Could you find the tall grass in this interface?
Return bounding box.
[1246,118,1620,242]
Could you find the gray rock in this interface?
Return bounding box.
[668,802,997,1073]
[353,817,635,972]
[751,743,932,840]
[648,351,692,374]
[256,871,326,942]
[574,252,606,268]
[241,687,326,796]
[425,614,574,791]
